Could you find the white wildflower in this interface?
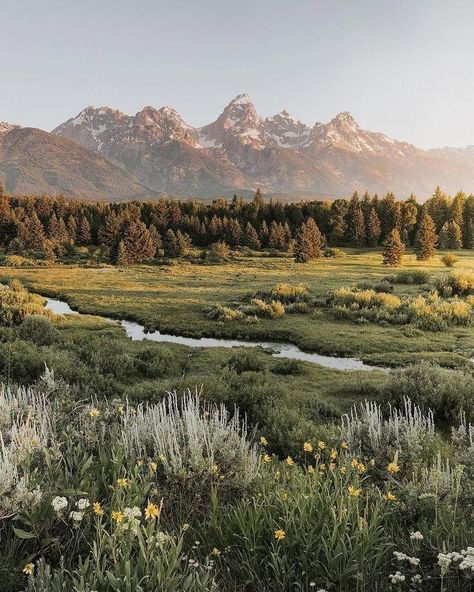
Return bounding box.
[75,498,90,511]
[389,571,405,584]
[410,531,423,540]
[69,511,84,522]
[51,496,67,512]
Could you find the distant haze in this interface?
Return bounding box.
[0,0,473,149]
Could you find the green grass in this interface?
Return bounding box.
[0,248,473,366]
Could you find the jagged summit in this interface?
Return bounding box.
[48,95,474,198]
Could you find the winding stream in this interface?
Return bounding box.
[44,296,386,373]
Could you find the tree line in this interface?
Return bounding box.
[0,185,472,264]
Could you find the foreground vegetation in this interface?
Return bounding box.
[2,371,474,591]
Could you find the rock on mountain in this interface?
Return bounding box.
[0,124,156,200]
[52,95,474,199]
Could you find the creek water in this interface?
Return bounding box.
[44,296,386,372]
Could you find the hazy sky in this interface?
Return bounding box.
[1,0,473,148]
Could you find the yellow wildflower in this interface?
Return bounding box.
[274,529,286,540]
[351,458,359,469]
[117,478,129,488]
[211,464,219,474]
[118,404,124,415]
[330,449,337,460]
[348,485,361,497]
[149,461,157,472]
[340,466,347,475]
[307,465,315,474]
[263,454,272,463]
[317,441,326,450]
[93,502,104,516]
[23,563,34,576]
[281,491,288,501]
[303,442,313,453]
[329,462,336,470]
[384,491,397,502]
[387,462,400,474]
[89,408,100,418]
[112,511,124,524]
[285,456,294,466]
[357,463,366,473]
[145,502,160,520]
[211,547,221,556]
[341,441,349,449]
[319,463,326,472]
[274,470,281,479]
[259,436,268,446]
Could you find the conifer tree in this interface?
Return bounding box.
[175,230,191,257]
[382,228,405,266]
[349,205,366,246]
[116,240,127,265]
[18,213,46,249]
[439,221,462,249]
[415,212,437,260]
[244,222,260,249]
[148,224,162,257]
[78,217,92,245]
[294,218,323,262]
[366,207,381,246]
[253,188,264,209]
[67,216,78,244]
[259,220,269,246]
[163,229,178,258]
[121,221,155,263]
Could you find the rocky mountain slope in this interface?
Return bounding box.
[52,94,474,199]
[0,124,156,200]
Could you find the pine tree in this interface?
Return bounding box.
[121,221,155,263]
[98,211,122,247]
[294,218,323,262]
[415,212,437,260]
[163,229,178,258]
[349,206,366,246]
[78,217,92,245]
[382,228,405,266]
[116,240,127,265]
[175,230,191,257]
[259,220,269,246]
[439,221,462,249]
[18,213,46,249]
[366,207,381,246]
[253,188,264,209]
[244,222,260,249]
[67,216,78,244]
[148,224,162,256]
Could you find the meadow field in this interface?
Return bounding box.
[2,247,474,591]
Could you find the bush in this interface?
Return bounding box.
[18,315,60,346]
[241,298,285,319]
[270,283,309,303]
[436,272,474,297]
[205,241,230,262]
[380,363,474,423]
[388,270,431,284]
[271,358,304,375]
[0,282,52,326]
[324,247,346,258]
[441,254,459,268]
[205,304,246,322]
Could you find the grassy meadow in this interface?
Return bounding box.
[2,248,474,591]
[0,248,473,367]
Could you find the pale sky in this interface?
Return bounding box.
[1,0,473,148]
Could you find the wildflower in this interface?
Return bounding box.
[211,464,219,474]
[339,466,347,475]
[259,436,268,446]
[69,511,84,522]
[274,529,285,540]
[23,563,34,575]
[93,502,104,516]
[357,462,366,473]
[263,454,272,463]
[303,442,313,453]
[89,408,100,418]
[410,531,423,541]
[384,491,396,502]
[319,463,326,472]
[159,453,166,462]
[341,441,349,449]
[51,496,68,512]
[317,441,326,450]
[387,461,400,474]
[145,502,160,520]
[329,462,336,470]
[211,547,221,556]
[117,478,129,488]
[112,511,124,524]
[348,485,361,497]
[76,498,90,511]
[351,458,359,469]
[274,470,280,479]
[389,571,405,584]
[307,465,315,474]
[285,456,294,466]
[118,404,124,415]
[124,506,141,519]
[149,461,157,472]
[330,449,337,460]
[280,491,288,501]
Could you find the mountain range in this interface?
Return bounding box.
[0,94,473,201]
